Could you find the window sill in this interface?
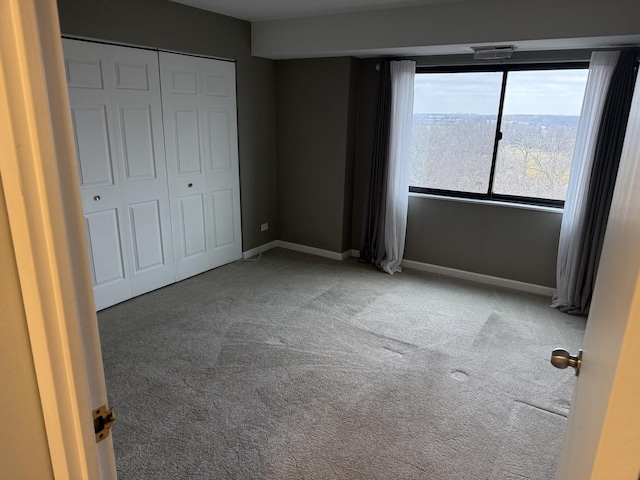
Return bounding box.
[408,192,564,214]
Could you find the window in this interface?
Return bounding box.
[410,64,589,207]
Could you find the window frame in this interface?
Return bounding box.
[409,61,590,208]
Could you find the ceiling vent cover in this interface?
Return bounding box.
[472,46,515,60]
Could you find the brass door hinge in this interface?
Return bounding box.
[93,405,115,442]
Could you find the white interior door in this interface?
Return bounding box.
[63,39,175,309]
[159,52,242,281]
[556,74,640,479]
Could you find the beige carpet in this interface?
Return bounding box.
[98,248,585,479]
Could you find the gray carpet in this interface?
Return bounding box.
[98,248,585,479]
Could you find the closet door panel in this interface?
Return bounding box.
[210,189,235,248]
[201,59,242,267]
[114,61,150,91]
[179,194,207,257]
[173,107,202,175]
[63,39,175,308]
[65,56,104,89]
[128,200,166,272]
[207,110,231,171]
[64,39,132,310]
[162,95,210,280]
[71,105,114,187]
[84,209,127,287]
[118,104,156,180]
[106,44,175,298]
[160,52,242,281]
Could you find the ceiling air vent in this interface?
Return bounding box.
[471,46,515,60]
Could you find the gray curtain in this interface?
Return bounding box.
[360,61,391,267]
[558,51,638,315]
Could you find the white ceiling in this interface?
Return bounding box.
[170,0,474,22]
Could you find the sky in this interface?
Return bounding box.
[413,69,589,116]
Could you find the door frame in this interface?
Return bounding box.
[0,0,115,478]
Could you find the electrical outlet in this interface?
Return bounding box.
[261,223,269,232]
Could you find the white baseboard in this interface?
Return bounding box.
[242,240,278,259]
[244,240,352,262]
[401,259,556,297]
[244,243,553,297]
[276,241,351,261]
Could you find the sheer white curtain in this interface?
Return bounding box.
[380,60,416,274]
[552,51,619,308]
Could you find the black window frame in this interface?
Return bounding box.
[409,61,590,208]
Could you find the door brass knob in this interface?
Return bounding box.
[551,348,582,376]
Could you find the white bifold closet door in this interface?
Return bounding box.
[64,40,243,310]
[159,52,242,281]
[64,39,175,310]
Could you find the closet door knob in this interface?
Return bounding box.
[94,195,101,201]
[188,183,193,188]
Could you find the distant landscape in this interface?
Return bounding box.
[410,113,580,200]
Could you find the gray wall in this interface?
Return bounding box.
[405,198,562,287]
[0,179,54,479]
[56,0,277,252]
[56,0,566,285]
[276,57,357,253]
[352,58,562,287]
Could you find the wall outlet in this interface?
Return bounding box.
[261,223,269,232]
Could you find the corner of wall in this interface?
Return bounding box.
[342,57,360,252]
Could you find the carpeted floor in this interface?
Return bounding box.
[97,248,585,479]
